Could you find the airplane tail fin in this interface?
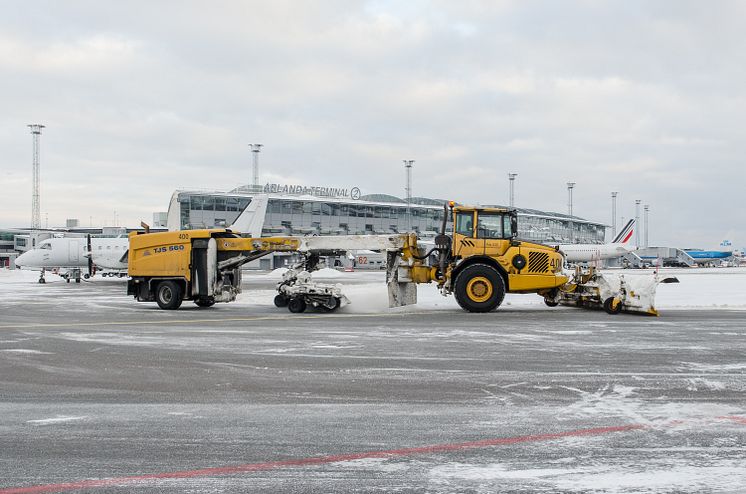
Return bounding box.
[229,194,269,238]
[612,219,635,244]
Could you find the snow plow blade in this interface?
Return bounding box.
[556,267,678,316]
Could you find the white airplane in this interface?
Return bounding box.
[555,219,636,263]
[14,235,129,283]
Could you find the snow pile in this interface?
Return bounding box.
[260,267,290,279]
[311,267,345,279]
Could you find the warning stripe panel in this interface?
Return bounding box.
[528,252,549,273]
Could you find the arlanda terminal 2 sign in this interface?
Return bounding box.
[263,183,361,200]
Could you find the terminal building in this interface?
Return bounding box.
[165,183,607,245]
[2,184,607,270]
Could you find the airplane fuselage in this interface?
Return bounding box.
[14,236,129,272]
[556,243,634,262]
[683,250,733,264]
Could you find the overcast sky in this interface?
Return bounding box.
[1,1,744,248]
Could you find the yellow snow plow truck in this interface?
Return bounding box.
[127,203,569,312]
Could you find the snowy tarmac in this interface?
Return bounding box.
[0,267,745,493]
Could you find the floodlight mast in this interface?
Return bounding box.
[611,192,618,239]
[28,124,45,229]
[567,182,576,242]
[403,160,414,231]
[508,173,518,207]
[635,200,642,248]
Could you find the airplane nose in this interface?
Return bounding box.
[14,252,28,268]
[14,250,40,268]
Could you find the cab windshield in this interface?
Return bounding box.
[476,213,514,239]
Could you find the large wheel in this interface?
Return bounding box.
[320,296,340,312]
[274,294,289,308]
[156,281,183,310]
[453,263,506,313]
[194,298,215,308]
[603,297,622,314]
[288,297,307,313]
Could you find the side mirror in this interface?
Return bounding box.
[510,215,518,238]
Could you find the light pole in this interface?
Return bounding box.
[508,173,517,207]
[635,200,641,248]
[567,182,576,242]
[403,160,414,231]
[644,204,650,248]
[611,192,618,239]
[28,124,45,229]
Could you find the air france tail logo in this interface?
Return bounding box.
[612,219,635,244]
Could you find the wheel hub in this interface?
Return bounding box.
[466,276,493,303]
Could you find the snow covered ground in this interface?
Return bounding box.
[246,266,746,313]
[1,266,745,492]
[0,267,746,312]
[2,265,745,313]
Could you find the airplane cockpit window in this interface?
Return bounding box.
[40,243,52,250]
[476,213,505,239]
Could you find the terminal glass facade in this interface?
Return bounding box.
[168,190,606,244]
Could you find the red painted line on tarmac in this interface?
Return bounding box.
[719,415,746,425]
[0,423,646,494]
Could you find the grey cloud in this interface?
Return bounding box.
[0,0,743,248]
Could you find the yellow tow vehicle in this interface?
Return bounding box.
[390,204,567,312]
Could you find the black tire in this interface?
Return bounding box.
[194,298,215,308]
[156,281,183,310]
[544,298,559,307]
[38,278,45,284]
[288,298,307,313]
[453,263,506,313]
[320,297,340,312]
[603,297,622,314]
[274,294,289,308]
